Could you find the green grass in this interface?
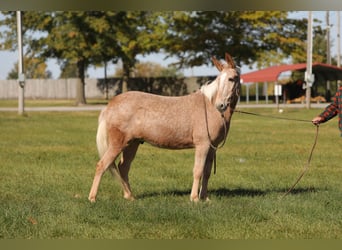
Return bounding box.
[0,108,341,239]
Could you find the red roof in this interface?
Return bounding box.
[241,63,342,84]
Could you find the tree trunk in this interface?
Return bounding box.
[122,75,128,93]
[121,61,131,93]
[75,59,87,105]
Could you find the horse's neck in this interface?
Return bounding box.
[200,80,218,104]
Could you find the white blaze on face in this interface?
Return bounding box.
[218,72,229,103]
[219,72,227,88]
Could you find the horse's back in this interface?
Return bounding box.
[106,91,199,114]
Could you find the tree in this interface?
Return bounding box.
[7,56,52,79]
[290,17,326,64]
[59,61,79,78]
[0,11,169,102]
[114,61,183,78]
[32,11,116,105]
[106,11,169,91]
[0,11,108,104]
[164,11,310,69]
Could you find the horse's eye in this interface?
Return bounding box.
[228,78,234,82]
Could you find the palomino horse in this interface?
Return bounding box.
[88,53,240,202]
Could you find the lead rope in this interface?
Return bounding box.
[234,109,320,197]
[281,124,320,198]
[202,94,228,174]
[234,109,312,123]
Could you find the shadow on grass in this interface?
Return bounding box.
[277,186,319,195]
[212,188,267,197]
[137,186,320,200]
[137,187,267,199]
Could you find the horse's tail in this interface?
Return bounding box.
[96,109,124,184]
[96,109,108,158]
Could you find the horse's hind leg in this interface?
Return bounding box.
[117,140,140,200]
[88,145,122,202]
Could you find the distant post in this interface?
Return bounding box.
[104,61,108,100]
[255,82,259,104]
[274,83,282,110]
[245,84,249,104]
[17,11,25,115]
[264,82,269,104]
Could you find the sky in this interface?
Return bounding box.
[0,11,339,80]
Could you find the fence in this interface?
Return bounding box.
[0,76,216,99]
[0,77,277,103]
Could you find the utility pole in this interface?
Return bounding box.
[305,11,313,109]
[338,11,341,88]
[17,11,25,115]
[326,11,331,64]
[326,11,331,101]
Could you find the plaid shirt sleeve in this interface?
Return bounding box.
[319,87,342,136]
[319,94,339,122]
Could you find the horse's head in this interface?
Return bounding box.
[212,53,240,113]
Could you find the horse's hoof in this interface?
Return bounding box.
[190,196,200,202]
[88,196,96,203]
[124,195,135,201]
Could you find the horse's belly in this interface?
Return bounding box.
[146,138,194,149]
[138,125,194,149]
[125,110,194,149]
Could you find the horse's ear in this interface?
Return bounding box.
[212,56,223,72]
[225,53,235,69]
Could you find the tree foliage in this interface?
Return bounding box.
[32,11,117,104]
[7,57,52,79]
[0,11,168,103]
[114,61,183,78]
[59,61,79,79]
[165,11,317,69]
[107,11,169,91]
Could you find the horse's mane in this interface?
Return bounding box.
[200,80,217,103]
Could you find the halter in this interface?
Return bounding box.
[224,77,240,109]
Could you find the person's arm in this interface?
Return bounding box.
[312,90,340,125]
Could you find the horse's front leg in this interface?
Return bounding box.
[190,145,210,202]
[199,149,215,201]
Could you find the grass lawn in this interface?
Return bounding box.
[0,108,341,239]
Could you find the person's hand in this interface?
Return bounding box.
[312,116,323,125]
